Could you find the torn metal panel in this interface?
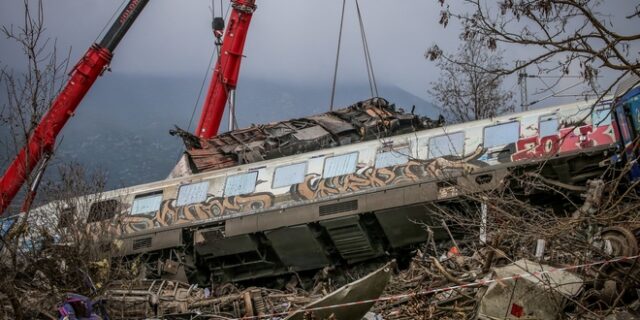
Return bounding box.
[284,261,393,320]
[307,113,357,136]
[478,259,583,320]
[292,125,331,141]
[167,154,194,179]
[177,98,444,173]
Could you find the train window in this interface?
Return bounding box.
[323,152,358,178]
[177,181,209,206]
[428,132,464,158]
[58,206,77,229]
[87,199,120,223]
[484,122,520,148]
[131,191,163,215]
[273,162,306,188]
[375,147,410,168]
[592,108,612,126]
[224,172,258,196]
[539,116,558,137]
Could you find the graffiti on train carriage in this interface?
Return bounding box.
[291,146,486,201]
[123,192,275,233]
[120,147,488,232]
[511,122,615,162]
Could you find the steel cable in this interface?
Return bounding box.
[329,0,347,111]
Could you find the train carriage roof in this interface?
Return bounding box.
[172,98,444,173]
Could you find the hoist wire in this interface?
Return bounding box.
[355,0,378,98]
[186,47,218,133]
[94,0,128,44]
[329,0,347,111]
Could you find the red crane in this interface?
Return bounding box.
[0,0,150,214]
[196,0,257,139]
[1,0,258,214]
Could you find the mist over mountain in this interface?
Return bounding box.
[1,74,439,191]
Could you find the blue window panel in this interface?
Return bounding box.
[428,132,465,158]
[0,216,17,237]
[375,148,410,168]
[484,122,520,148]
[273,163,306,188]
[131,193,163,215]
[539,117,558,137]
[592,108,612,126]
[323,152,358,178]
[224,172,258,196]
[177,181,209,206]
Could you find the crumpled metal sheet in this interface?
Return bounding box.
[179,97,443,173]
[284,261,394,320]
[478,259,584,320]
[307,113,356,135]
[292,125,331,141]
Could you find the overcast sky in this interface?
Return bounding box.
[0,0,637,105]
[0,0,464,100]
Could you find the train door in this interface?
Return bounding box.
[613,86,640,181]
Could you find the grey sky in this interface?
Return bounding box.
[0,1,637,105]
[0,0,461,100]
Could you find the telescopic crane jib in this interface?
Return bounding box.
[196,0,257,139]
[0,0,257,214]
[0,0,150,214]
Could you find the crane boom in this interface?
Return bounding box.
[195,0,257,139]
[0,0,149,215]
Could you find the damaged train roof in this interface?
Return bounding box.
[171,98,443,173]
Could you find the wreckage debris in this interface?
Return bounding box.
[98,262,393,320]
[477,259,583,320]
[89,241,638,320]
[171,98,444,174]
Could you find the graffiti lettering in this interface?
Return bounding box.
[512,124,615,161]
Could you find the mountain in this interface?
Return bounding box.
[1,74,440,190]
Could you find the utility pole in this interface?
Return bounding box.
[516,61,529,111]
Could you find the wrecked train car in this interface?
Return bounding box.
[1,97,618,283]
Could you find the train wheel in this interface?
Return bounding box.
[600,226,639,257]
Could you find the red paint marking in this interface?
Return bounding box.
[511,303,524,317]
[512,124,615,161]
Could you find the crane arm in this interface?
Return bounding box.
[0,0,149,215]
[195,0,257,139]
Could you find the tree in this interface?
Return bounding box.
[429,0,640,101]
[429,38,514,123]
[0,2,129,318]
[0,0,69,213]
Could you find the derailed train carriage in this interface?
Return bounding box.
[0,97,620,284]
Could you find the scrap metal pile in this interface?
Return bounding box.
[372,240,639,319]
[94,179,640,319]
[97,233,639,319]
[171,98,444,172]
[102,262,393,319]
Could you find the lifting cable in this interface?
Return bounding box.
[329,0,347,111]
[94,0,128,43]
[355,0,378,98]
[329,0,379,111]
